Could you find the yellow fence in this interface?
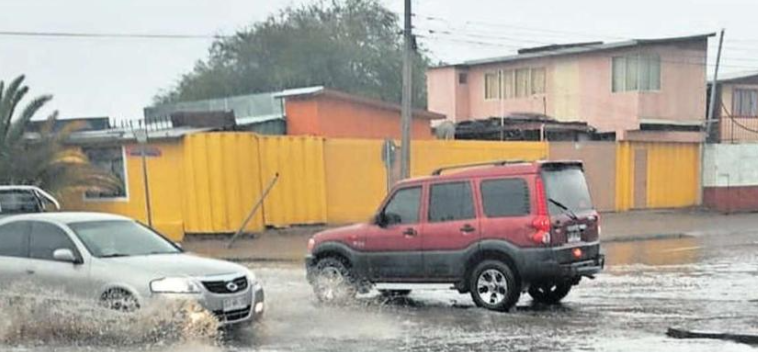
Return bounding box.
[62,133,701,239]
[615,142,700,211]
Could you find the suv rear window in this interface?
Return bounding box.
[0,190,41,214]
[481,178,530,217]
[542,167,593,215]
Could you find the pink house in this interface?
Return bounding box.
[426,34,714,141]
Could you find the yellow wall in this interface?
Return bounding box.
[324,139,388,224]
[62,134,701,238]
[61,141,186,241]
[614,142,700,211]
[258,136,328,227]
[182,133,264,234]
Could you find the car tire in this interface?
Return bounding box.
[379,289,411,297]
[101,288,140,312]
[312,256,357,304]
[469,260,520,312]
[528,283,572,304]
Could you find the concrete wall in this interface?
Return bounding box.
[426,41,708,137]
[549,142,617,212]
[703,143,758,212]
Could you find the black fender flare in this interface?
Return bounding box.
[311,241,370,279]
[462,240,526,284]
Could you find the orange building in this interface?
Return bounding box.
[276,87,443,139]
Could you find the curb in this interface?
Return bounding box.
[603,232,691,243]
[667,327,758,345]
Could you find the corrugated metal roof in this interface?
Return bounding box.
[709,70,758,83]
[144,92,285,126]
[434,33,715,69]
[66,126,215,145]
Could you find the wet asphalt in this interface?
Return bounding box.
[4,232,758,352]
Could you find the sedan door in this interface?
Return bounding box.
[0,221,32,288]
[27,221,92,298]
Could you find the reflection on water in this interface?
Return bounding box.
[604,237,701,266]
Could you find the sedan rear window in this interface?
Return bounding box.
[542,167,593,215]
[70,220,180,258]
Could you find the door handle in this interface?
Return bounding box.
[460,224,476,233]
[25,269,35,275]
[402,228,417,237]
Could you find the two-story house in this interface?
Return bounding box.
[427,34,714,141]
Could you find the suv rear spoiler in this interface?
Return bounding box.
[431,160,526,176]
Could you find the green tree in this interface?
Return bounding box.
[155,0,429,107]
[0,75,120,196]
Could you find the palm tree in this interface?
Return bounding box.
[0,75,120,196]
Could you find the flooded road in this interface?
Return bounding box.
[4,233,758,352]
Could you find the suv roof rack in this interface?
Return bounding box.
[431,159,527,176]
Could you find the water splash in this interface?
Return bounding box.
[0,282,220,348]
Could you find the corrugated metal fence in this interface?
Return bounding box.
[63,133,702,238]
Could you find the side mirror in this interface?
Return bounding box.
[374,213,388,227]
[53,248,80,264]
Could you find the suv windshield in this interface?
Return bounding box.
[542,167,593,215]
[69,220,180,258]
[0,190,41,214]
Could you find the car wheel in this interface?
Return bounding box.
[528,282,572,304]
[101,288,140,312]
[312,256,357,303]
[469,260,520,312]
[379,289,411,297]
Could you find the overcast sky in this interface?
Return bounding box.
[1,0,757,121]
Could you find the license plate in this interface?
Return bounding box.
[223,296,247,312]
[567,232,582,243]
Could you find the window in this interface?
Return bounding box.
[458,72,468,84]
[84,146,127,199]
[429,182,475,223]
[0,190,41,214]
[515,68,530,97]
[531,68,546,94]
[70,220,180,258]
[612,54,661,92]
[542,167,593,215]
[383,187,421,225]
[502,70,515,99]
[733,89,758,117]
[484,72,500,100]
[0,221,30,258]
[29,222,78,261]
[481,179,530,217]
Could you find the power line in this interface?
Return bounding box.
[0,30,228,40]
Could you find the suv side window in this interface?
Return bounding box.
[383,186,422,225]
[481,178,530,217]
[429,182,475,223]
[0,221,31,258]
[29,222,78,261]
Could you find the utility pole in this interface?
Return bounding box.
[706,29,725,141]
[400,0,413,179]
[700,29,725,207]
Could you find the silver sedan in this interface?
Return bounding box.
[0,212,264,326]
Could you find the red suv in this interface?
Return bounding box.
[305,160,604,312]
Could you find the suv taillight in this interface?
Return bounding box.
[532,176,551,245]
[531,216,551,245]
